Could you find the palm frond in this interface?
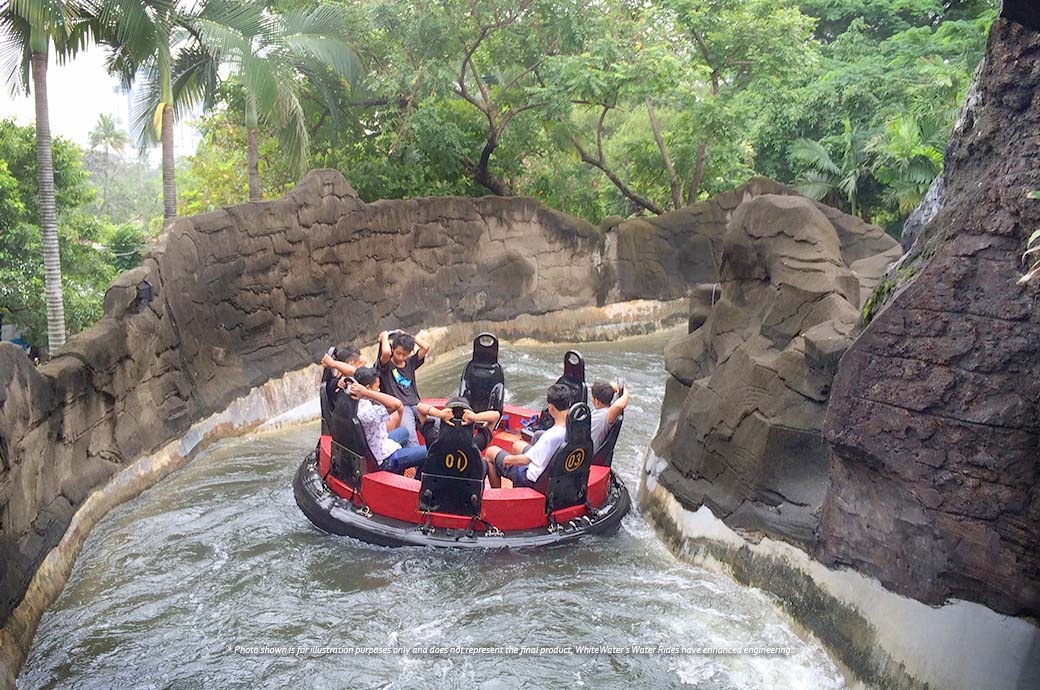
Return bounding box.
[278,5,352,40]
[838,171,861,200]
[129,55,162,145]
[276,5,361,89]
[171,42,219,115]
[301,66,352,139]
[282,35,360,87]
[793,171,833,201]
[0,9,31,95]
[195,0,264,38]
[788,138,840,176]
[9,0,78,34]
[189,16,250,65]
[239,50,282,116]
[93,0,164,64]
[271,82,308,175]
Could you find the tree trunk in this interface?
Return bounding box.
[161,104,176,220]
[101,146,111,215]
[247,128,260,201]
[688,143,707,205]
[31,48,66,352]
[647,100,682,210]
[473,166,512,196]
[570,136,664,215]
[470,133,512,196]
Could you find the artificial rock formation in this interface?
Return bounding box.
[821,16,1040,618]
[647,11,1040,623]
[605,176,900,305]
[0,171,607,628]
[652,194,899,546]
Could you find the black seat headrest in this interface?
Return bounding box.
[446,400,471,419]
[536,403,594,510]
[329,380,375,462]
[419,414,485,516]
[472,332,499,364]
[327,383,380,487]
[459,333,506,414]
[556,350,587,405]
[592,413,623,467]
[564,401,592,445]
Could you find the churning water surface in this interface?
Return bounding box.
[19,330,847,690]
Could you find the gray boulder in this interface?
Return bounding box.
[656,194,865,546]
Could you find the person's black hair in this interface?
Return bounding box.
[390,331,416,353]
[547,383,572,411]
[354,366,379,387]
[591,381,614,405]
[338,344,361,362]
[445,395,471,408]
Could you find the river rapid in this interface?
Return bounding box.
[19,330,847,690]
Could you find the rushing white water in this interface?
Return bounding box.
[18,331,847,690]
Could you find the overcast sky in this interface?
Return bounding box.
[1,46,200,157]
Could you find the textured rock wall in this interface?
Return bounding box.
[0,170,605,626]
[821,17,1040,618]
[605,176,899,304]
[651,195,900,547]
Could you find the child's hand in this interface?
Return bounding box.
[337,377,348,390]
[348,382,364,400]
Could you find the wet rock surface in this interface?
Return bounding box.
[652,195,894,546]
[899,174,945,253]
[821,18,1040,618]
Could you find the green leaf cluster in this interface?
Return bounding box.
[0,118,131,346]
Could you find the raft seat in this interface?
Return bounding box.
[318,436,364,500]
[350,466,611,532]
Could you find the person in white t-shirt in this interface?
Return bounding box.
[484,383,572,489]
[348,367,428,476]
[589,380,629,451]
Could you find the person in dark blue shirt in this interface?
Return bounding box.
[377,330,431,448]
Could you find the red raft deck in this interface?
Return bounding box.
[293,401,631,548]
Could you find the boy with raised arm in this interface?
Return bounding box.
[318,344,366,415]
[377,330,431,448]
[321,344,366,381]
[417,396,500,450]
[589,380,630,451]
[348,367,428,477]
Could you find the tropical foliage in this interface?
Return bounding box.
[0,119,116,345]
[0,0,97,351]
[0,0,1002,352]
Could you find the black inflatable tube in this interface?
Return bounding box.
[293,451,631,548]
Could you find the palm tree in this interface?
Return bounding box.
[89,112,128,214]
[93,0,237,221]
[88,112,128,161]
[191,4,361,200]
[868,114,944,216]
[789,118,872,218]
[0,0,93,352]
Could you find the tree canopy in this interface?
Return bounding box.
[234,0,991,227]
[0,0,999,348]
